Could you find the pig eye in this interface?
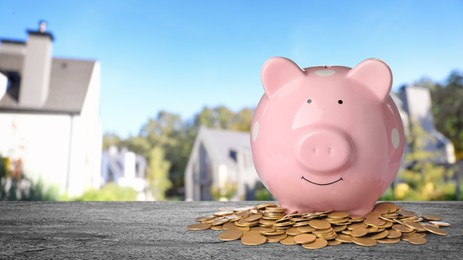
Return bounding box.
[338,99,343,104]
[307,99,312,104]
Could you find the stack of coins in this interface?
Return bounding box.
[187,202,450,249]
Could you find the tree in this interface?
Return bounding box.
[146,146,172,201]
[139,111,193,198]
[395,123,456,200]
[431,70,463,157]
[102,132,122,150]
[194,106,254,131]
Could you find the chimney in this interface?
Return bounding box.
[19,20,54,107]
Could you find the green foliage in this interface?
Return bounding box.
[147,146,172,201]
[194,106,253,132]
[430,70,463,155]
[395,123,456,201]
[74,183,137,201]
[102,132,122,150]
[254,184,274,201]
[211,181,238,201]
[1,156,60,201]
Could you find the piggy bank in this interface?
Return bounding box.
[250,57,405,216]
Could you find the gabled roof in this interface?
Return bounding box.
[0,52,96,115]
[194,126,251,168]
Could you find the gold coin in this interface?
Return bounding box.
[350,216,365,222]
[320,231,337,240]
[309,219,331,230]
[256,203,278,209]
[261,229,286,236]
[369,230,389,240]
[219,230,243,241]
[429,221,450,227]
[377,237,400,244]
[265,207,287,213]
[214,210,234,217]
[313,228,334,235]
[392,224,414,233]
[302,238,328,250]
[245,214,263,222]
[266,233,288,242]
[297,225,316,233]
[235,225,251,232]
[364,211,381,219]
[195,215,216,222]
[293,221,311,227]
[294,234,317,244]
[348,222,367,230]
[286,227,302,236]
[211,225,223,230]
[280,235,297,245]
[403,221,426,232]
[374,202,398,214]
[188,223,211,231]
[424,224,448,236]
[366,226,379,233]
[351,227,369,237]
[222,222,237,230]
[241,232,267,246]
[211,217,229,226]
[328,211,350,219]
[397,210,416,218]
[328,240,342,246]
[422,214,443,221]
[364,218,386,227]
[387,229,402,239]
[402,232,426,241]
[407,236,427,245]
[333,225,347,232]
[259,219,276,226]
[352,236,377,247]
[335,234,353,243]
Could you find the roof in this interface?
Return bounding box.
[0,52,96,115]
[199,126,251,168]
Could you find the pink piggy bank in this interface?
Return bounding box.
[250,57,405,216]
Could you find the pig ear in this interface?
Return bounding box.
[261,57,304,98]
[347,58,392,101]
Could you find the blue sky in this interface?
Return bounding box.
[1,0,462,138]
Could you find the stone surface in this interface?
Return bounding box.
[0,201,461,259]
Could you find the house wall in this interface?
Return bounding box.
[70,61,102,196]
[0,113,72,194]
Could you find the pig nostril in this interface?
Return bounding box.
[312,147,318,154]
[327,147,332,154]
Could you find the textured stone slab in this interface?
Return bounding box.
[0,201,461,259]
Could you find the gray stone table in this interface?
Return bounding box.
[0,201,462,259]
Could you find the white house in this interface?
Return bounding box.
[0,22,102,198]
[185,126,260,201]
[399,85,455,164]
[101,146,148,200]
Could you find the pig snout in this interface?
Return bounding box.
[295,128,353,173]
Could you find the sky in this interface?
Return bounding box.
[1,0,462,138]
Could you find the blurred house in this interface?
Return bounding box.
[0,22,102,197]
[185,126,260,201]
[399,85,456,165]
[101,146,147,200]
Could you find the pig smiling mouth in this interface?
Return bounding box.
[301,176,343,186]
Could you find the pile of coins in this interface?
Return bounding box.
[188,202,449,249]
